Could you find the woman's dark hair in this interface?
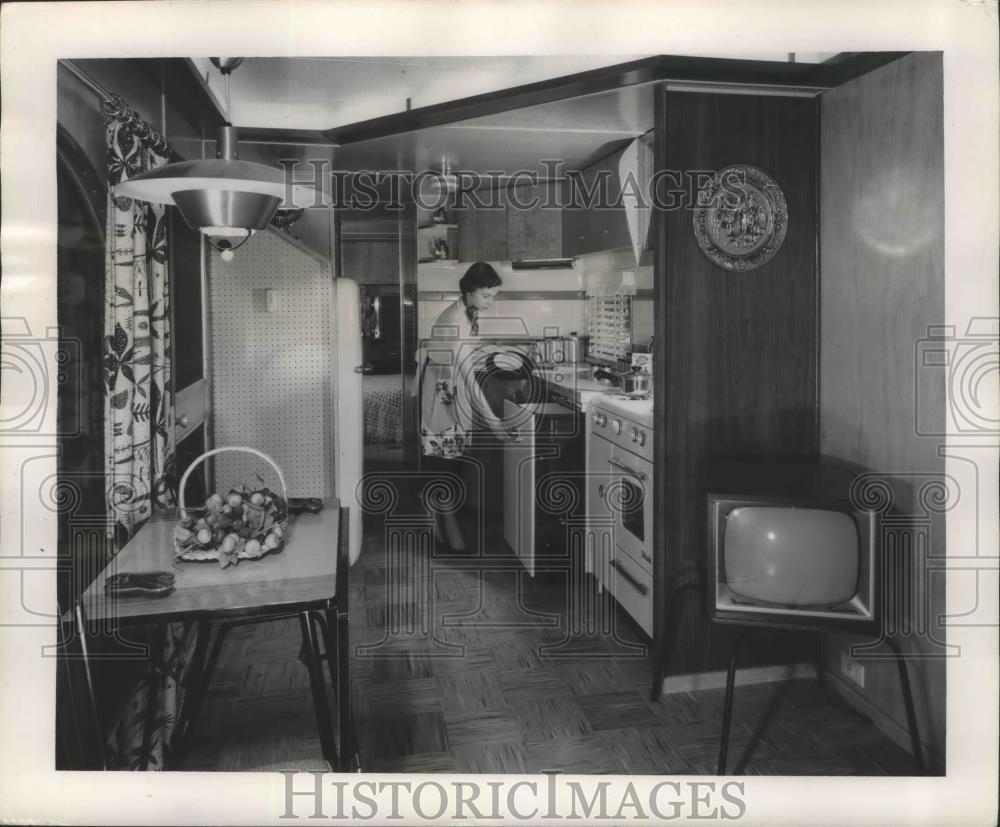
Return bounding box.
[459,261,502,296]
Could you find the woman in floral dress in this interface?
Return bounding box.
[418,262,515,550]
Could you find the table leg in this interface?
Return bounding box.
[74,600,107,770]
[320,607,354,772]
[718,627,752,776]
[299,611,337,766]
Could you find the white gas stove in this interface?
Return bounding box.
[589,395,654,462]
[586,393,655,637]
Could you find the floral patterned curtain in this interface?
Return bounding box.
[105,624,199,770]
[101,111,197,770]
[104,116,175,541]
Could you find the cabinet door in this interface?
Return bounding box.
[341,239,399,285]
[594,151,632,252]
[561,149,632,256]
[507,182,562,259]
[456,190,508,261]
[561,170,589,257]
[502,402,537,576]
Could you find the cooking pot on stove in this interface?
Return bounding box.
[621,365,652,397]
[593,365,652,398]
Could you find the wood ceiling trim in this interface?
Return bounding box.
[324,53,911,145]
[326,56,665,143]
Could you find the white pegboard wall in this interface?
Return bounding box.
[208,233,334,498]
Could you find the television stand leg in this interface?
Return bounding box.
[717,627,753,776]
[882,635,926,774]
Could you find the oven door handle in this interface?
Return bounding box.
[607,458,648,482]
[609,558,649,595]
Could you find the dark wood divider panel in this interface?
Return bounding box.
[654,90,819,676]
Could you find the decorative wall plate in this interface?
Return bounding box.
[692,165,788,271]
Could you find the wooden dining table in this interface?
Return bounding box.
[71,503,353,771]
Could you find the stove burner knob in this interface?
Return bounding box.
[611,419,622,435]
[592,412,607,427]
[636,430,646,447]
[631,428,640,443]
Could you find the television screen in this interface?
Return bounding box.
[723,507,860,606]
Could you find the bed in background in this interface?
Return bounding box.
[362,373,404,445]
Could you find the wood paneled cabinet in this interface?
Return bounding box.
[455,191,508,261]
[506,182,563,259]
[455,183,562,261]
[341,238,399,285]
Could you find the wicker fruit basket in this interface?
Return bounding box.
[173,447,289,568]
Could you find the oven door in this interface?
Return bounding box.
[606,444,654,573]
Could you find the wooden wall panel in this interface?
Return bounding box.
[657,91,819,675]
[819,52,945,766]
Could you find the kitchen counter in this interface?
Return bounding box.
[533,364,616,410]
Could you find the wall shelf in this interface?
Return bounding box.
[417,224,458,262]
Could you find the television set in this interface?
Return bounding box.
[707,492,880,634]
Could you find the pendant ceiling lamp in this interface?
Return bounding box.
[115,58,315,260]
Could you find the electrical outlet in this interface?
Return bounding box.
[840,652,865,688]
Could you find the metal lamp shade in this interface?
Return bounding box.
[113,159,317,218]
[112,122,318,241]
[173,189,282,233]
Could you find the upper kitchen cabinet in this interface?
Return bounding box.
[455,188,508,261]
[506,182,563,260]
[341,238,399,285]
[455,182,563,261]
[339,215,402,284]
[562,144,630,257]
